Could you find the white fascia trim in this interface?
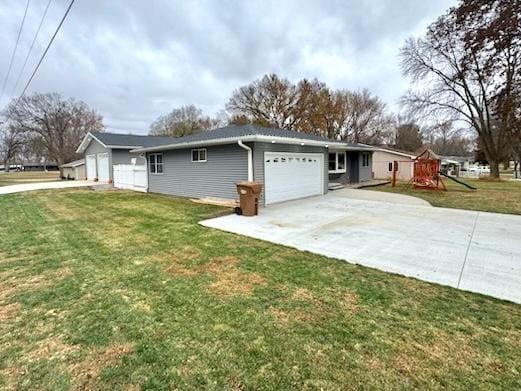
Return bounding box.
[106,145,142,149]
[131,135,349,153]
[375,148,416,159]
[76,132,108,153]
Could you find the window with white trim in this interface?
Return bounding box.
[362,153,370,167]
[149,153,163,174]
[328,152,346,173]
[191,148,207,162]
[388,161,398,172]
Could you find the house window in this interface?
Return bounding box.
[388,162,399,172]
[328,152,347,173]
[191,148,207,162]
[362,153,370,167]
[149,153,163,174]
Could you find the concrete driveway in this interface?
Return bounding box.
[0,180,101,195]
[201,189,521,304]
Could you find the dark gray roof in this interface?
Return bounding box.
[60,158,85,168]
[91,132,178,148]
[140,124,341,146]
[92,125,375,151]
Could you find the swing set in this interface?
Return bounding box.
[391,148,476,191]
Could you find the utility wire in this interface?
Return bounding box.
[0,0,31,102]
[11,0,53,98]
[18,0,76,100]
[2,0,75,124]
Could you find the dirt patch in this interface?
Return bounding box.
[0,365,21,389]
[0,267,72,304]
[156,247,202,268]
[209,267,265,297]
[267,307,317,325]
[0,302,20,321]
[44,199,83,221]
[291,287,315,301]
[27,336,79,362]
[269,288,358,326]
[391,330,479,375]
[341,292,358,314]
[69,342,133,389]
[166,255,265,297]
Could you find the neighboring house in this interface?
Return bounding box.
[77,125,375,205]
[60,159,85,180]
[75,132,177,182]
[130,125,374,205]
[22,161,59,171]
[372,147,416,181]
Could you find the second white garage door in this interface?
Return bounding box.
[264,152,324,205]
[97,153,110,183]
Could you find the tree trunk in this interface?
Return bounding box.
[4,159,10,172]
[489,160,500,179]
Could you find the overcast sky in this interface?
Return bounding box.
[0,0,456,134]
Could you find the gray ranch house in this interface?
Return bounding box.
[77,125,374,205]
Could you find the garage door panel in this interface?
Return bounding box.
[97,153,110,183]
[264,152,323,205]
[86,155,97,180]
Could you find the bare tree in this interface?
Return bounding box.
[149,105,217,137]
[0,124,25,171]
[426,121,472,156]
[342,89,390,144]
[400,0,520,177]
[394,122,423,152]
[5,93,104,166]
[226,74,392,142]
[226,74,300,129]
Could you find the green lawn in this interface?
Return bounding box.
[0,190,520,390]
[0,171,61,187]
[369,178,521,215]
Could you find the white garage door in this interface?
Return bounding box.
[264,152,324,205]
[97,153,110,183]
[86,155,97,180]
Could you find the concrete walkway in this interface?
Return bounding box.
[201,191,521,304]
[0,180,101,195]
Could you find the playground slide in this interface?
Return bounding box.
[438,172,477,190]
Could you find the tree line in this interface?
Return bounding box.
[0,93,103,171]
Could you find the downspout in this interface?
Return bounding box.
[237,140,253,182]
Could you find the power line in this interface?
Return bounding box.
[1,0,75,124]
[17,0,76,100]
[0,0,31,102]
[11,0,54,98]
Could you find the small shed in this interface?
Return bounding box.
[60,159,85,180]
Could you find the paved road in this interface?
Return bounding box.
[0,180,101,195]
[201,190,521,304]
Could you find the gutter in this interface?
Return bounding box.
[237,140,253,182]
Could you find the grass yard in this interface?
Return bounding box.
[369,178,521,215]
[0,171,61,187]
[0,189,520,390]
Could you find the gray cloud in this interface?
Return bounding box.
[0,0,456,134]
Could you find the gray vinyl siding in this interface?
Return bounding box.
[147,144,248,200]
[359,152,373,182]
[112,149,145,166]
[84,139,113,180]
[252,142,328,205]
